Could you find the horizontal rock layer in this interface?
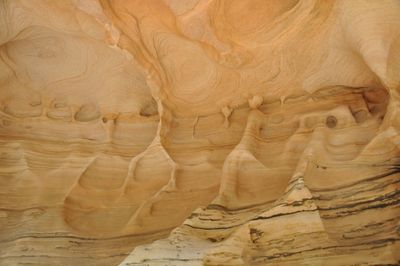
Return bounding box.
[0,0,399,265]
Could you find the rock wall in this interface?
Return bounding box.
[0,0,399,265]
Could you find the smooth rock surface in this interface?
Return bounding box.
[0,0,399,265]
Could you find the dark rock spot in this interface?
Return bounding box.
[139,99,158,117]
[326,115,337,128]
[250,228,263,243]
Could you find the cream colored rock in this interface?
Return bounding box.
[0,0,399,265]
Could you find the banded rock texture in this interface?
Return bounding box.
[0,0,399,265]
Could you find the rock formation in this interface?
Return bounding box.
[0,0,399,265]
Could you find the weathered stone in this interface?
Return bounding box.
[0,1,399,265]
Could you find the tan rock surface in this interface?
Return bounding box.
[0,0,399,265]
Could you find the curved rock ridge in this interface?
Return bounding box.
[0,0,399,265]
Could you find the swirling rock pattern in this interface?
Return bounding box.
[0,0,399,265]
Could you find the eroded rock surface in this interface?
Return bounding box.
[0,0,399,265]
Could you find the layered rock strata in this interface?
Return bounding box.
[0,0,399,265]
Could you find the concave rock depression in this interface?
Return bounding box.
[0,0,399,265]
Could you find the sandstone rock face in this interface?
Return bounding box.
[0,0,399,265]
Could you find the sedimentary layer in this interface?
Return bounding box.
[0,0,399,265]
